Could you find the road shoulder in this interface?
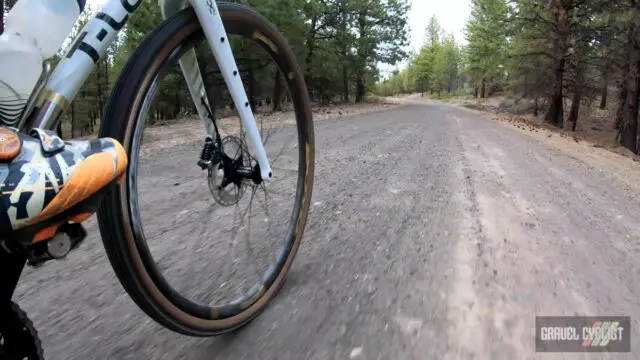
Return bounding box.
[409,96,640,197]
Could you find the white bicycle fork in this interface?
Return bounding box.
[171,0,274,181]
[28,0,272,180]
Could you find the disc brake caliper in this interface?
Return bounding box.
[197,135,221,170]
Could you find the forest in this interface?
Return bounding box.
[0,0,410,138]
[2,0,639,154]
[377,0,640,153]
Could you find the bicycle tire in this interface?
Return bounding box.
[97,3,314,336]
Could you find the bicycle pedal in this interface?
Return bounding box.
[27,223,87,267]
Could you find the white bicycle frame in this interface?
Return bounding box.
[21,0,273,181]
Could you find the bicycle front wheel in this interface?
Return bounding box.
[97,3,314,336]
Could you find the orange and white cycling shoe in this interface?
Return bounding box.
[0,126,126,256]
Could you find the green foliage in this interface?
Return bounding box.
[374,15,463,97]
[464,0,508,95]
[377,0,640,151]
[18,0,410,138]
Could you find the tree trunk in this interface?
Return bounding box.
[480,78,486,98]
[544,57,565,127]
[272,70,282,112]
[174,92,180,119]
[199,56,217,117]
[615,80,627,131]
[342,66,349,102]
[304,17,317,89]
[599,71,608,110]
[248,59,256,109]
[355,76,365,103]
[569,89,582,131]
[544,0,568,128]
[473,86,478,98]
[97,69,104,120]
[620,50,640,152]
[355,8,367,104]
[488,77,496,97]
[569,59,585,131]
[56,121,63,138]
[534,96,539,117]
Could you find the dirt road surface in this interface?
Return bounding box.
[14,101,640,359]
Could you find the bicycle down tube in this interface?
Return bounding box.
[22,0,144,131]
[24,0,274,181]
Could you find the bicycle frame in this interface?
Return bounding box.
[20,0,273,181]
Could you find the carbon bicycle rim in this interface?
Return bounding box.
[97,3,314,336]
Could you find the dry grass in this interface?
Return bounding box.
[88,100,402,155]
[455,95,640,162]
[443,97,640,194]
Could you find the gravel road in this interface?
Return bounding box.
[13,102,640,359]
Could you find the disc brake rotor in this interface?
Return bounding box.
[207,136,250,206]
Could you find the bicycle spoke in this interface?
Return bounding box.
[258,183,272,222]
[261,183,291,197]
[270,165,298,174]
[270,140,294,167]
[207,185,245,298]
[242,185,263,288]
[262,117,288,147]
[262,121,275,145]
[230,187,253,254]
[118,17,313,326]
[259,183,278,235]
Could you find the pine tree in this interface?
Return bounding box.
[464,0,508,98]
